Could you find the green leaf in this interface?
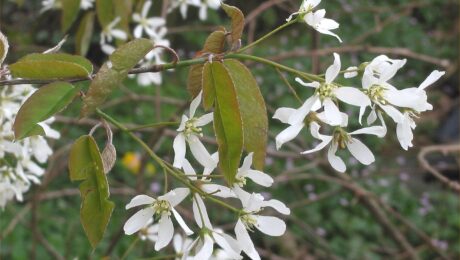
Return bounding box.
[69,135,115,249]
[9,53,93,79]
[202,62,215,111]
[202,30,227,54]
[187,64,204,98]
[224,59,268,170]
[221,3,244,47]
[0,30,9,65]
[13,81,79,140]
[61,0,81,32]
[81,39,154,117]
[96,0,115,27]
[109,38,154,72]
[210,62,243,184]
[76,11,95,56]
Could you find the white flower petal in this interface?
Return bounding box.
[275,122,304,150]
[193,235,214,260]
[246,170,274,187]
[195,112,213,127]
[173,133,187,168]
[347,138,375,165]
[188,135,216,169]
[172,208,194,236]
[273,107,297,124]
[254,215,286,236]
[189,91,203,118]
[327,144,346,172]
[335,87,370,107]
[323,98,342,126]
[262,199,291,215]
[295,77,320,89]
[419,70,445,90]
[124,207,154,235]
[240,153,254,173]
[192,194,212,229]
[162,187,190,207]
[325,53,341,83]
[235,219,260,260]
[126,194,155,209]
[155,214,174,251]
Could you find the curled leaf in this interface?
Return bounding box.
[221,3,244,47]
[69,135,115,249]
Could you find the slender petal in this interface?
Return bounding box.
[126,195,155,209]
[162,187,190,207]
[245,170,274,187]
[173,133,187,168]
[155,214,174,251]
[419,70,445,90]
[262,199,291,215]
[189,91,202,118]
[275,122,304,150]
[327,143,346,172]
[335,87,371,107]
[192,194,212,229]
[188,135,216,169]
[172,208,194,235]
[346,138,375,165]
[235,219,260,260]
[325,53,341,83]
[195,112,213,126]
[273,107,296,124]
[193,235,214,260]
[254,215,286,236]
[323,98,342,126]
[124,208,154,235]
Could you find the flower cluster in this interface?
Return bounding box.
[271,0,445,173]
[124,93,290,260]
[0,84,60,209]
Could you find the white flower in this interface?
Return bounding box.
[132,1,167,39]
[80,0,94,10]
[302,122,385,172]
[100,17,128,55]
[169,0,201,19]
[383,70,445,113]
[188,194,242,260]
[173,91,217,170]
[288,0,342,42]
[274,54,371,149]
[233,186,290,260]
[235,153,273,187]
[123,188,193,251]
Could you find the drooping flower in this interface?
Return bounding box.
[287,0,342,42]
[235,153,273,187]
[123,188,193,251]
[173,91,217,170]
[132,1,167,39]
[233,186,290,260]
[302,122,385,172]
[187,194,242,259]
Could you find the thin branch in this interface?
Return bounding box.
[418,144,460,193]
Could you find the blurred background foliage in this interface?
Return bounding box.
[0,0,459,259]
